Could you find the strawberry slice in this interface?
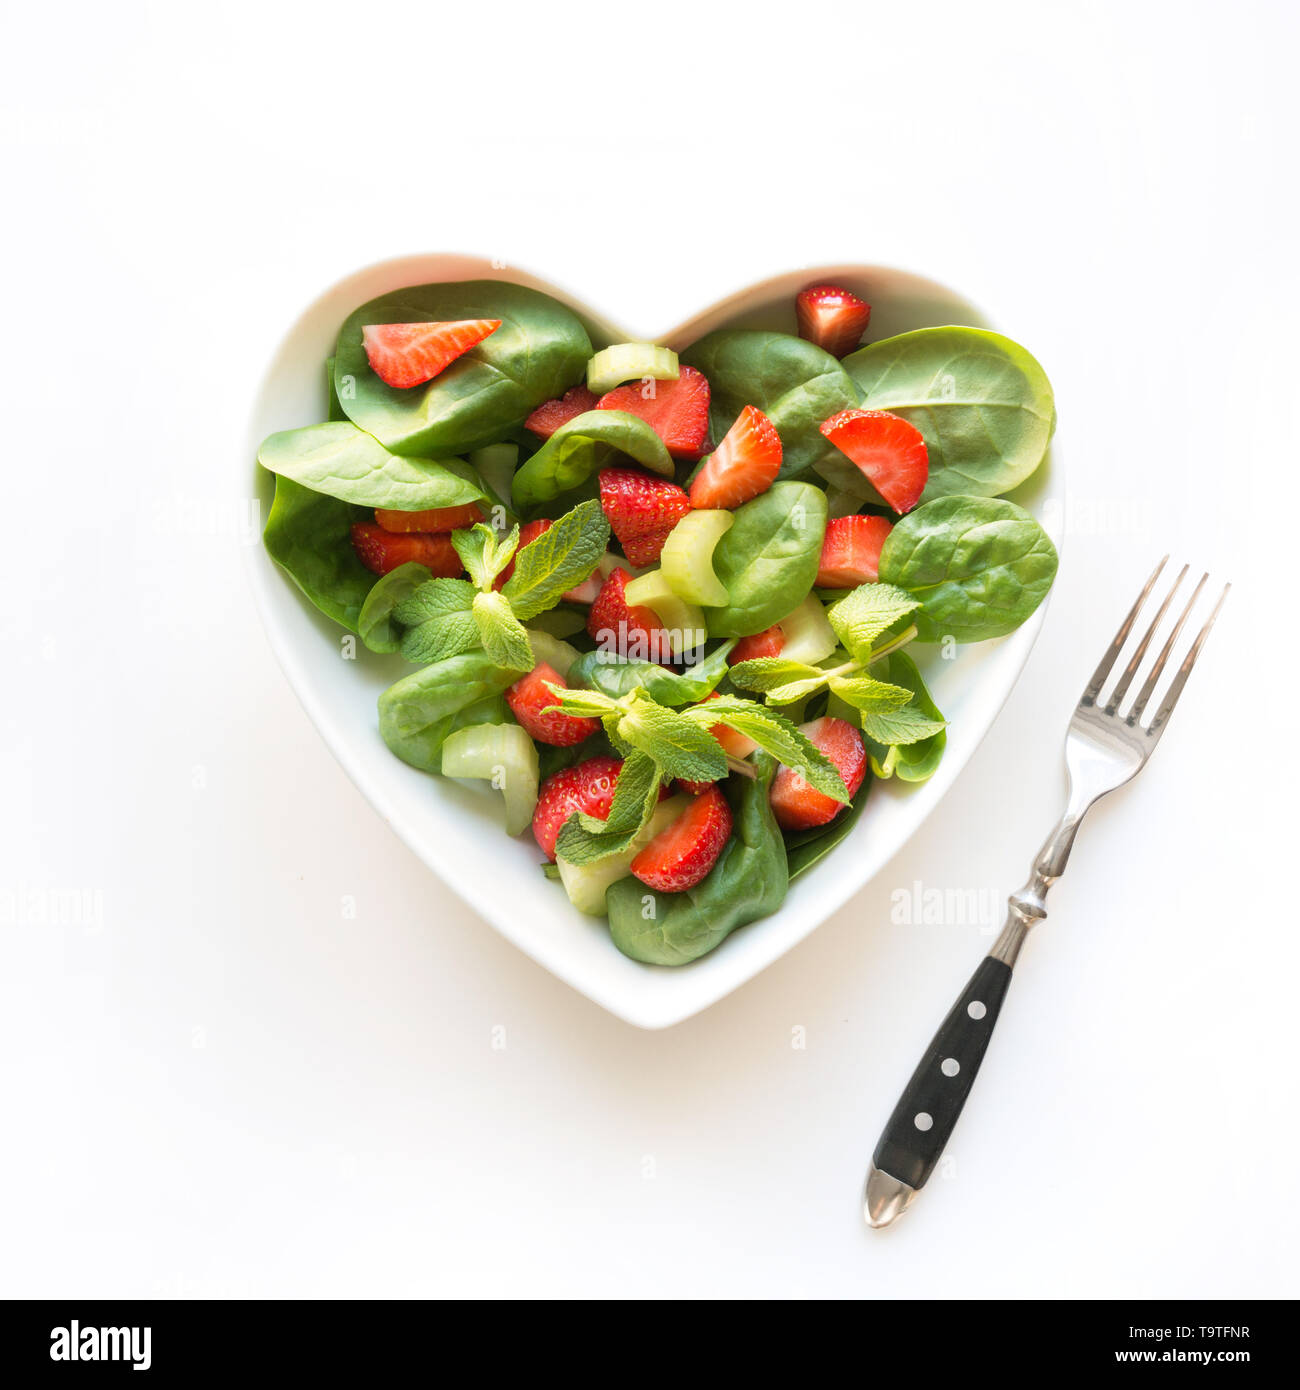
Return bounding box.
[506,663,600,748]
[586,566,665,660]
[524,385,600,438]
[374,502,484,533]
[687,405,782,510]
[532,756,624,860]
[631,784,733,892]
[361,320,501,389]
[350,523,462,577]
[595,364,710,459]
[815,514,894,587]
[795,284,871,358]
[819,409,928,513]
[598,468,692,567]
[727,625,785,665]
[493,518,552,590]
[770,716,866,831]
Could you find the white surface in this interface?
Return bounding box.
[1,0,1295,1298]
[249,255,1060,1027]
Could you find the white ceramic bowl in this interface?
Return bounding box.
[245,254,1062,1028]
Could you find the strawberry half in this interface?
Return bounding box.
[598,468,691,567]
[532,756,624,860]
[375,502,484,533]
[727,625,785,664]
[631,784,733,892]
[361,319,501,389]
[596,364,710,460]
[687,405,782,510]
[819,409,928,513]
[769,716,866,831]
[795,284,871,358]
[815,514,894,587]
[350,524,462,577]
[507,663,601,748]
[494,518,552,590]
[586,566,664,660]
[524,385,600,438]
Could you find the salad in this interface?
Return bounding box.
[258,278,1057,966]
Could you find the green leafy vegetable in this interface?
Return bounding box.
[511,410,674,508]
[358,562,432,654]
[568,641,735,705]
[616,693,729,783]
[262,475,373,631]
[827,672,915,711]
[396,579,478,664]
[683,696,848,803]
[501,499,610,619]
[826,582,920,662]
[859,651,947,782]
[472,589,533,670]
[856,702,947,747]
[453,522,518,589]
[554,750,662,865]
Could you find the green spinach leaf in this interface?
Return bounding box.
[262,475,374,632]
[568,641,735,705]
[357,561,432,654]
[510,410,674,509]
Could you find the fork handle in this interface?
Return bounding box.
[871,955,1013,1192]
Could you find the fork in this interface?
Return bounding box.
[863,557,1229,1229]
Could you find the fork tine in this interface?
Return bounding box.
[1146,583,1230,734]
[1127,570,1206,722]
[1104,563,1189,714]
[1080,556,1168,706]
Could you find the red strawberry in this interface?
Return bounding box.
[728,625,785,664]
[795,284,871,358]
[506,663,601,748]
[524,385,600,438]
[494,518,552,590]
[687,405,782,510]
[350,523,462,577]
[598,468,692,567]
[770,716,866,831]
[819,409,928,513]
[374,502,484,533]
[532,756,624,860]
[631,785,733,892]
[596,364,710,459]
[676,778,716,796]
[699,690,757,760]
[361,320,501,389]
[815,514,894,587]
[586,566,665,660]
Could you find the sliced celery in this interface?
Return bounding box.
[441,723,539,836]
[526,628,580,679]
[776,594,838,665]
[660,510,734,607]
[623,571,707,658]
[469,442,519,516]
[557,793,691,916]
[586,343,679,395]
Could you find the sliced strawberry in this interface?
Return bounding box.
[727,625,785,664]
[524,385,600,438]
[687,405,782,510]
[631,784,733,893]
[361,320,501,389]
[350,523,462,577]
[562,555,609,604]
[493,518,552,590]
[676,778,716,796]
[819,409,928,513]
[795,284,871,358]
[598,468,692,567]
[586,566,665,660]
[699,690,757,760]
[815,514,894,587]
[507,663,600,748]
[532,756,623,860]
[374,502,484,533]
[596,363,710,459]
[770,716,866,832]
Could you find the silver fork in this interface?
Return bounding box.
[863,557,1229,1229]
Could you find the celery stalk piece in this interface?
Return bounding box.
[659,510,734,606]
[586,343,679,395]
[468,442,519,516]
[441,723,540,836]
[526,628,581,679]
[557,793,691,916]
[776,594,838,665]
[623,571,707,658]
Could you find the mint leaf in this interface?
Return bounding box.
[502,499,610,620]
[542,683,621,719]
[687,695,849,803]
[857,704,948,746]
[728,657,826,693]
[395,578,479,664]
[615,691,728,782]
[454,522,516,590]
[393,577,475,627]
[472,590,533,671]
[827,583,920,662]
[827,672,915,712]
[557,751,662,864]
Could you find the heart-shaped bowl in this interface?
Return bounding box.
[246,254,1061,1028]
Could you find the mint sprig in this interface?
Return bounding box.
[502,499,609,621]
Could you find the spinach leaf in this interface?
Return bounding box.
[860,651,947,783]
[783,777,870,882]
[841,327,1055,500]
[681,330,858,479]
[258,421,484,510]
[606,754,788,965]
[510,410,674,509]
[707,482,827,637]
[378,651,527,772]
[334,281,592,457]
[262,475,374,631]
[326,356,346,422]
[358,561,432,654]
[878,495,1058,642]
[568,641,735,705]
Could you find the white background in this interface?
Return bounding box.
[1,0,1296,1298]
